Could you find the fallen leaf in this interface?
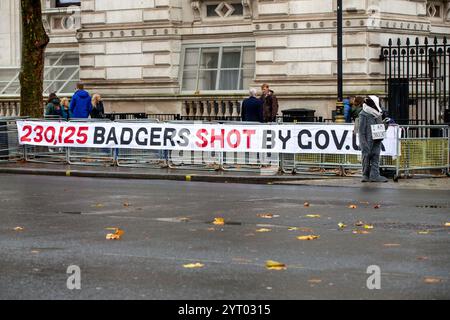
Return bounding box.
[303,202,310,207]
[355,221,365,227]
[305,214,321,218]
[349,204,357,209]
[92,203,104,208]
[13,227,24,231]
[363,224,374,229]
[256,228,272,233]
[179,217,190,222]
[418,230,429,235]
[445,222,450,227]
[417,256,429,261]
[183,263,204,269]
[257,213,279,219]
[374,204,381,209]
[266,260,287,270]
[308,279,322,284]
[288,227,300,231]
[31,250,40,254]
[123,202,131,207]
[338,222,347,229]
[213,217,225,225]
[297,235,320,241]
[207,227,216,231]
[424,277,442,284]
[105,227,124,240]
[353,230,370,234]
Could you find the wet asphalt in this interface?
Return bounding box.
[0,174,449,300]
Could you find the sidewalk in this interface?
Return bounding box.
[0,161,449,190]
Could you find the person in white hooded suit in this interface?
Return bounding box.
[358,95,389,182]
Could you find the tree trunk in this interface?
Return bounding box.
[20,0,49,118]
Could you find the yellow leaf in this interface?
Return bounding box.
[92,203,104,208]
[445,222,450,227]
[257,213,279,219]
[349,204,357,209]
[123,202,131,207]
[303,202,310,207]
[13,227,24,231]
[305,214,321,218]
[363,224,374,229]
[338,223,347,229]
[183,263,204,269]
[297,235,320,241]
[256,228,271,233]
[213,217,225,225]
[266,260,287,270]
[308,279,322,284]
[355,221,364,227]
[424,277,442,284]
[353,230,370,234]
[288,227,299,231]
[105,227,124,240]
[418,230,429,235]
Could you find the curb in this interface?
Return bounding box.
[0,167,320,185]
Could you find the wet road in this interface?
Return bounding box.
[0,174,449,299]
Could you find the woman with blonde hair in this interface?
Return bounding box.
[90,93,105,118]
[59,97,71,120]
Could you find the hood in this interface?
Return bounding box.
[51,98,60,105]
[367,95,382,113]
[74,89,90,99]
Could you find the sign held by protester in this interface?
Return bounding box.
[16,121,399,156]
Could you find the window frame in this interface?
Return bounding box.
[180,42,255,94]
[55,0,81,8]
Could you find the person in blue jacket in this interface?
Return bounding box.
[69,83,92,119]
[241,88,263,122]
[343,98,352,123]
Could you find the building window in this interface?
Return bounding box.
[55,0,81,7]
[427,1,443,19]
[206,2,244,17]
[181,44,255,92]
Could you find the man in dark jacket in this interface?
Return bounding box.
[241,88,263,122]
[260,84,279,123]
[69,83,92,119]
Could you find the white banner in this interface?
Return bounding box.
[16,120,399,156]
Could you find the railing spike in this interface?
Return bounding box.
[415,37,420,45]
[388,38,392,46]
[397,38,401,46]
[424,37,428,45]
[406,38,410,46]
[434,36,438,44]
[443,36,447,44]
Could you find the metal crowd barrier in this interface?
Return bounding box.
[394,125,449,180]
[22,118,68,164]
[115,119,166,168]
[2,118,449,180]
[0,117,24,163]
[67,119,115,166]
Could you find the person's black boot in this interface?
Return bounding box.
[361,176,370,182]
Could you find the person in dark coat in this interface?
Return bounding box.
[45,93,61,118]
[69,83,92,119]
[260,84,279,123]
[241,88,263,122]
[90,94,105,119]
[358,95,389,183]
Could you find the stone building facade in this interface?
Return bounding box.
[1,0,450,119]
